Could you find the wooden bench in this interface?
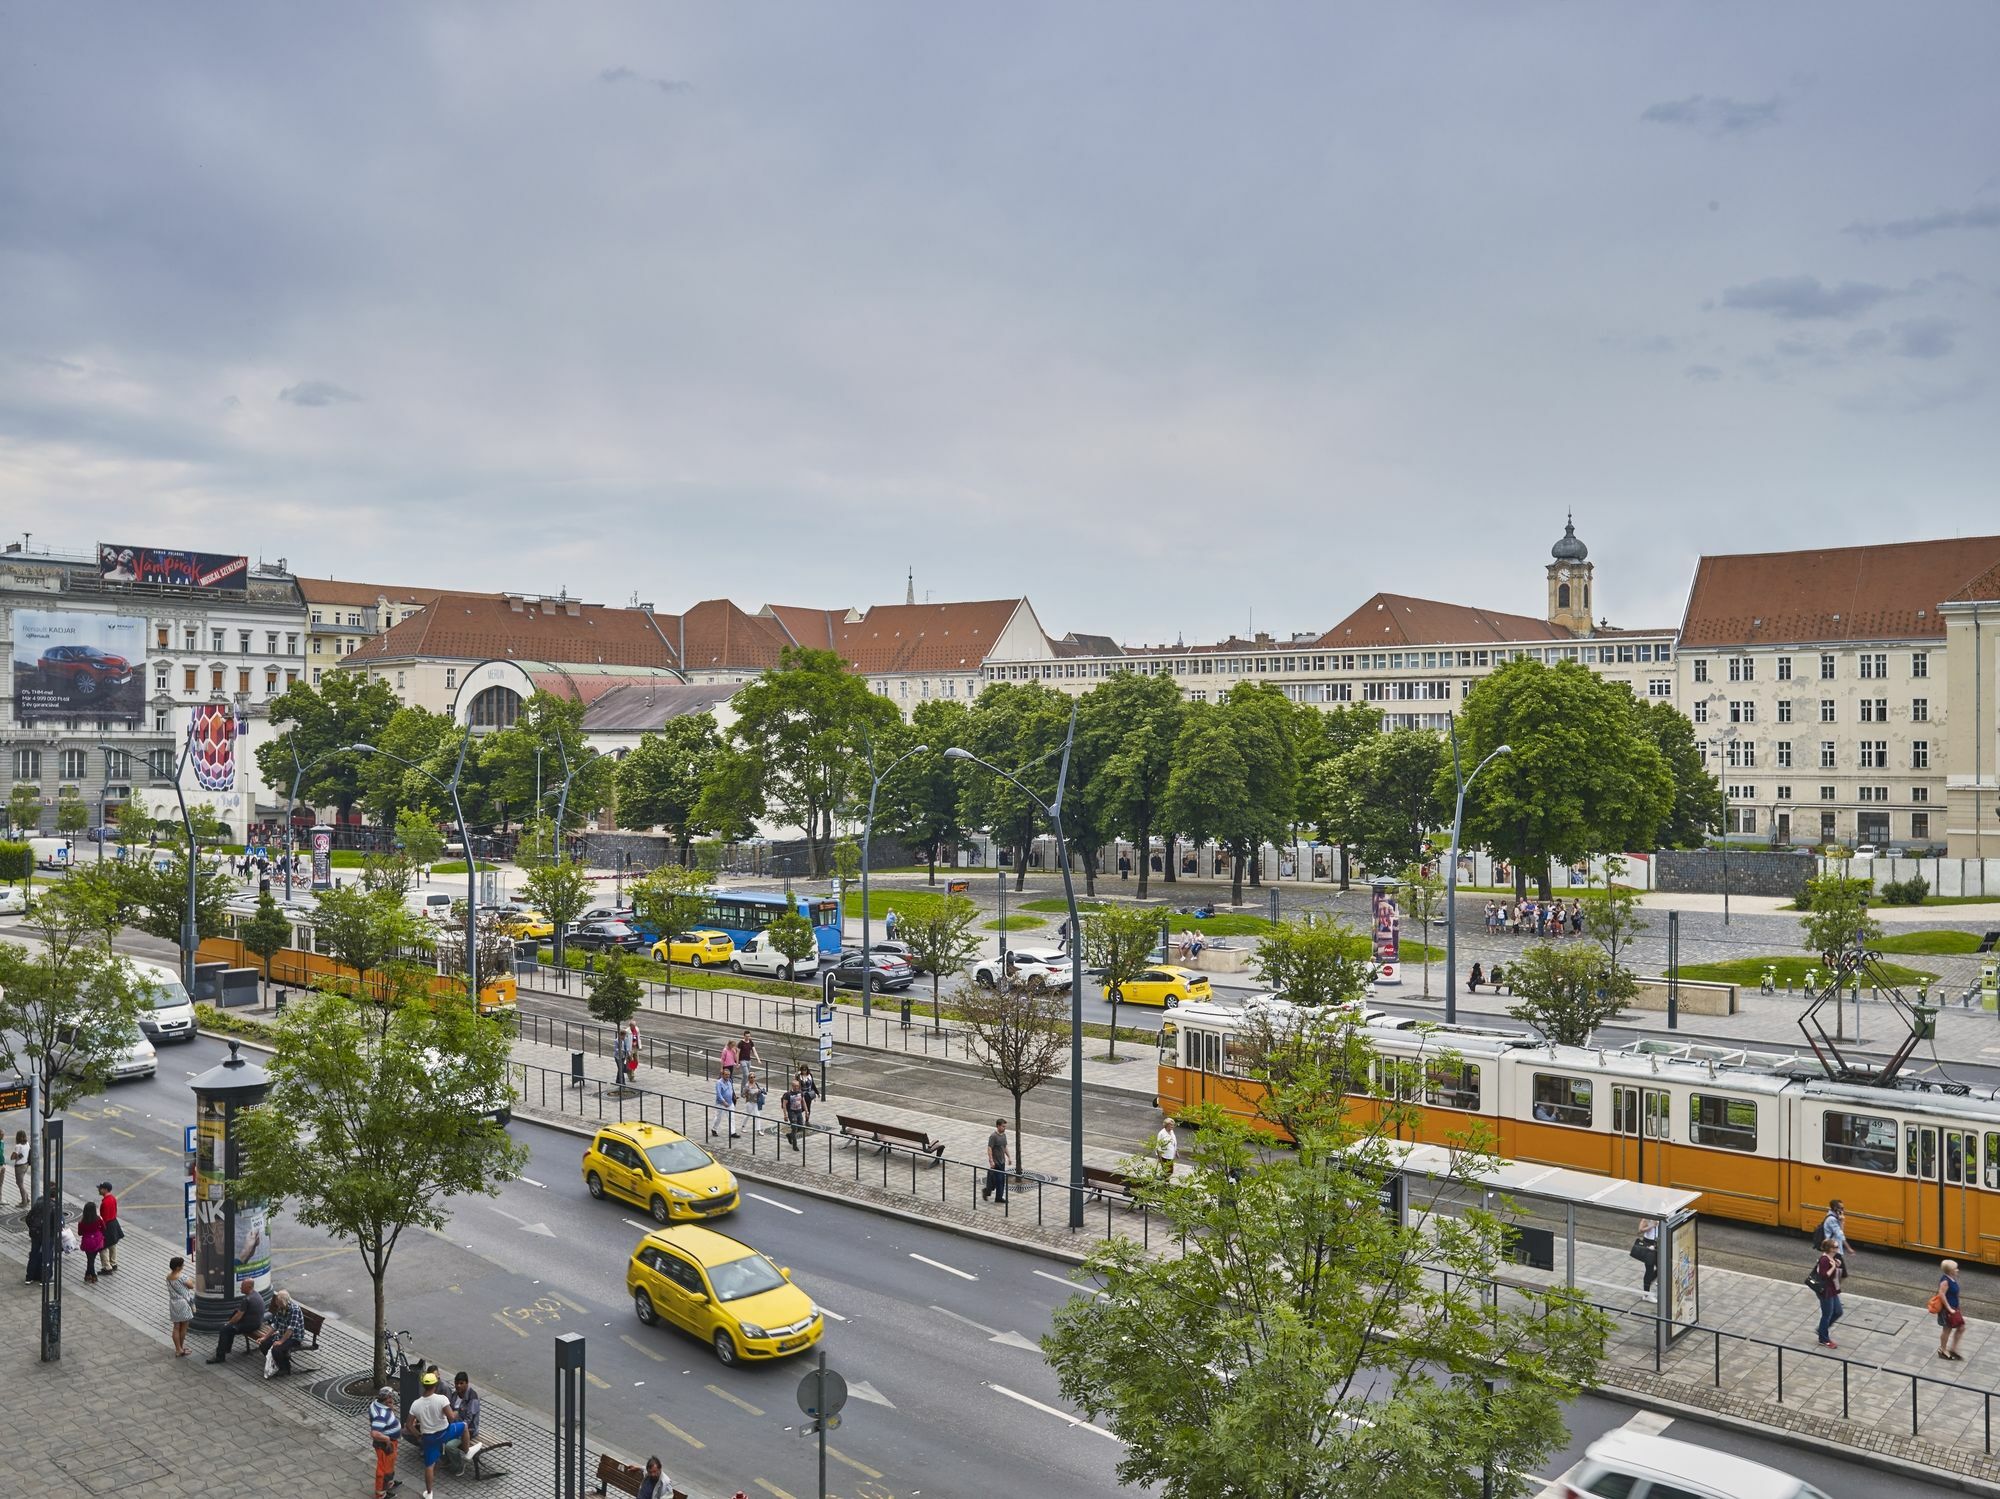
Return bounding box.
[464,1438,513,1481]
[836,1112,946,1163]
[594,1452,686,1497]
[1081,1164,1139,1205]
[263,1304,324,1372]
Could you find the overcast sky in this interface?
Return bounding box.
[4,4,1996,646]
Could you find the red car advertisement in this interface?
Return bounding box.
[98,543,248,591]
[11,609,147,719]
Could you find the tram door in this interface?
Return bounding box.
[1611,1087,1671,1184]
[1906,1125,1978,1254]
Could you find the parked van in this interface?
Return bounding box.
[29,837,71,871]
[731,929,820,979]
[126,958,198,1045]
[416,892,454,922]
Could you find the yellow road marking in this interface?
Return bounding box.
[268,1246,352,1270]
[551,1293,591,1316]
[825,1446,883,1479]
[647,1413,704,1449]
[117,1165,168,1195]
[69,1109,96,1120]
[754,1480,798,1499]
[705,1383,764,1416]
[109,1126,137,1139]
[491,1311,530,1339]
[156,1145,182,1157]
[619,1333,665,1362]
[585,1372,610,1389]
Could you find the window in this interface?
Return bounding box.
[444,668,457,691]
[1725,741,1753,768]
[265,668,278,694]
[1420,1061,1481,1112]
[1529,1074,1592,1127]
[1776,784,1792,800]
[211,668,224,692]
[211,629,225,652]
[1690,1094,1758,1151]
[1692,701,1707,724]
[1728,700,1755,723]
[1820,809,1836,838]
[1647,679,1672,697]
[1820,741,1836,769]
[183,667,197,692]
[396,671,406,692]
[1776,741,1792,768]
[183,627,196,651]
[1728,656,1754,682]
[1912,698,1928,722]
[1776,699,1793,723]
[1820,653,1836,679]
[285,633,297,655]
[1912,812,1930,840]
[310,611,322,625]
[1860,740,1887,769]
[1776,656,1793,681]
[1912,786,1928,803]
[467,684,522,729]
[1820,699,1836,722]
[266,631,279,654]
[1820,785,1836,801]
[1691,659,1708,683]
[1725,807,1757,833]
[1912,740,1929,770]
[156,625,170,649]
[1861,698,1887,723]
[237,669,251,693]
[14,748,42,780]
[1912,652,1929,679]
[1860,652,1887,679]
[1822,1110,1897,1173]
[238,630,251,654]
[104,750,130,779]
[154,710,169,732]
[154,666,168,691]
[311,668,322,686]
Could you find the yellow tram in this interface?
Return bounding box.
[1156,1001,2000,1263]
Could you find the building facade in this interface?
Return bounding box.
[298,578,447,689]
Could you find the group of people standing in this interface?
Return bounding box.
[1482,898,1584,938]
[22,1179,122,1286]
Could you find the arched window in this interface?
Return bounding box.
[1557,583,1571,610]
[1584,583,1591,612]
[468,684,522,730]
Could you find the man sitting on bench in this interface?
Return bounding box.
[260,1288,304,1375]
[637,1456,673,1499]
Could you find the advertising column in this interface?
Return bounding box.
[187,1042,272,1331]
[1370,881,1402,986]
[311,825,334,893]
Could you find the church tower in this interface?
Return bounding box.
[1546,514,1593,634]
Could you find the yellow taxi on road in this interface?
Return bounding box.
[627,1223,823,1365]
[497,909,554,940]
[583,1121,739,1223]
[650,929,736,968]
[1117,965,1211,1008]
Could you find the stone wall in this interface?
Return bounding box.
[1654,849,1813,899]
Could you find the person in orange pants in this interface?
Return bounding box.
[370,1385,404,1497]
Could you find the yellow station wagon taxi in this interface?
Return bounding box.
[583,1121,739,1223]
[650,929,736,967]
[497,909,554,940]
[627,1224,823,1365]
[1118,965,1211,1008]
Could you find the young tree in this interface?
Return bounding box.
[1397,860,1446,997]
[1317,730,1448,877]
[356,706,461,826]
[1089,672,1188,900]
[1507,940,1631,1045]
[55,796,90,839]
[588,953,644,1028]
[1043,1019,1606,1497]
[519,824,593,968]
[896,894,982,1033]
[8,783,43,835]
[0,840,32,885]
[359,848,420,897]
[1798,873,1883,968]
[615,717,726,862]
[241,892,295,997]
[959,681,1070,891]
[765,910,820,981]
[876,699,974,884]
[629,862,713,974]
[478,692,615,831]
[0,895,149,1119]
[1082,904,1163,1059]
[1250,913,1374,1009]
[113,793,154,847]
[956,979,1069,1178]
[232,982,528,1389]
[110,850,233,976]
[256,672,399,824]
[832,836,861,913]
[1579,856,1649,990]
[395,808,446,869]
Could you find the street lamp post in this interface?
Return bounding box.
[350,726,480,1007]
[167,733,201,992]
[946,704,1086,1230]
[859,741,929,1022]
[94,743,116,865]
[1444,724,1511,1026]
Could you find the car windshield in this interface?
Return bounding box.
[706,1252,786,1302]
[644,1140,713,1174]
[138,974,193,1011]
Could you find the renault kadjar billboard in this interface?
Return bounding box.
[11,610,147,719]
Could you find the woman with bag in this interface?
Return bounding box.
[1812,1237,1844,1348]
[1631,1218,1659,1294]
[1936,1259,1967,1361]
[78,1200,106,1284]
[167,1255,196,1356]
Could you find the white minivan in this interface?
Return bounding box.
[127,958,198,1045]
[730,929,821,979]
[1566,1431,1834,1499]
[29,837,71,871]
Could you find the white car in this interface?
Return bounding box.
[82,1030,157,1083]
[729,929,821,979]
[972,948,1074,992]
[1567,1431,1833,1499]
[0,885,31,916]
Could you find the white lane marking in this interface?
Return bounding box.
[909,1252,977,1281]
[622,1218,653,1233]
[519,1176,546,1190]
[1621,1410,1674,1437]
[748,1192,804,1215]
[1033,1268,1106,1299]
[817,1307,847,1322]
[929,1303,1040,1351]
[986,1383,1124,1443]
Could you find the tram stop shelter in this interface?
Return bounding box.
[1379,1141,1703,1353]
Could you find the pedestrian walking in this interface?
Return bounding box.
[167,1255,195,1356]
[1154,1117,1179,1178]
[1819,1200,1852,1286]
[884,907,900,943]
[78,1199,105,1283]
[1936,1260,1967,1360]
[982,1118,1010,1204]
[97,1180,122,1273]
[10,1129,27,1206]
[370,1385,404,1499]
[796,1064,818,1126]
[1118,854,1131,881]
[25,1188,56,1284]
[737,1029,759,1075]
[1632,1217,1659,1294]
[782,1079,807,1149]
[625,1020,642,1083]
[720,1038,739,1076]
[743,1070,769,1135]
[613,1026,631,1083]
[710,1070,739,1139]
[1812,1237,1844,1348]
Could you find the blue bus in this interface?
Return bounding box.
[634,890,844,957]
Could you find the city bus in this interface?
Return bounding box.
[633,890,844,958]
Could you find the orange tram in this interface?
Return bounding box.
[1156,1001,2000,1264]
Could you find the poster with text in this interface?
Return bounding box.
[10,609,146,719]
[98,543,248,590]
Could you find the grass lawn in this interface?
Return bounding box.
[1871,894,2000,908]
[1677,955,1940,987]
[1021,898,1112,914]
[1871,930,1990,956]
[984,915,1046,932]
[434,859,499,874]
[875,865,1000,876]
[859,889,953,921]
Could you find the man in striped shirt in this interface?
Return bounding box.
[370,1387,403,1498]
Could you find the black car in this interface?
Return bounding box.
[830,950,915,992]
[566,919,644,953]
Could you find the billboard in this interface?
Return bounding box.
[10,609,147,719]
[188,703,238,790]
[98,543,248,591]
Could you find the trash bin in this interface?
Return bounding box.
[570,1050,585,1089]
[899,996,913,1031]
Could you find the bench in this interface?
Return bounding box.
[594,1452,686,1498]
[836,1112,946,1163]
[1081,1165,1139,1205]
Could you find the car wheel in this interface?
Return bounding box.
[975,970,995,989]
[650,1195,671,1224]
[73,672,99,698]
[689,955,704,969]
[586,1171,605,1199]
[1026,974,1047,994]
[635,1288,659,1326]
[712,1328,739,1366]
[729,959,743,974]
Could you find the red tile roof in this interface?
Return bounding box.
[833,600,1027,673]
[675,599,793,672]
[1679,535,2000,647]
[1317,593,1568,648]
[298,577,455,609]
[345,592,683,670]
[761,605,846,651]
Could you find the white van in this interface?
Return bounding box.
[731,929,821,979]
[127,958,198,1045]
[29,837,71,871]
[416,892,454,922]
[1568,1431,1833,1499]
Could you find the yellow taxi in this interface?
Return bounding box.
[650,929,736,968]
[497,909,554,940]
[627,1224,823,1366]
[582,1121,739,1223]
[1118,965,1211,1009]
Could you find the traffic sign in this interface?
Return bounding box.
[797,1365,848,1419]
[815,1000,834,1026]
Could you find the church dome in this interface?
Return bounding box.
[1551,515,1588,563]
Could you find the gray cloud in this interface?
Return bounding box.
[278,379,360,407]
[1838,376,1985,415]
[1684,364,1723,382]
[1720,275,1897,321]
[1641,94,1784,135]
[1889,316,1957,358]
[1845,328,1887,354]
[1845,202,2000,240]
[599,65,688,95]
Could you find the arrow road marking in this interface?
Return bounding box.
[909,1252,976,1281]
[488,1204,556,1237]
[846,1379,895,1410]
[928,1304,1040,1351]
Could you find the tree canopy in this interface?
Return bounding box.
[257,672,399,821]
[874,701,973,885]
[1087,671,1187,900]
[615,716,725,860]
[1632,699,1724,849]
[1315,729,1448,876]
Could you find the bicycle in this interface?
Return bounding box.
[382,1327,415,1387]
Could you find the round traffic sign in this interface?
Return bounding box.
[796,1366,848,1418]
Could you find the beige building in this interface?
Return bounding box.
[760,595,1058,712]
[298,578,451,689]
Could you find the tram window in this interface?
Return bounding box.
[1822,1111,1897,1174]
[1529,1074,1592,1127]
[1907,1126,1939,1181]
[1688,1094,1757,1152]
[1191,1032,1223,1074]
[1422,1062,1481,1112]
[1987,1134,2000,1190]
[1946,1132,1968,1186]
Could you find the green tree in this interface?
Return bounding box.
[1089,672,1188,900]
[0,898,149,1119]
[356,706,460,826]
[896,893,982,1033]
[520,829,593,968]
[1043,1022,1606,1498]
[957,978,1068,1178]
[232,982,527,1388]
[8,783,42,834]
[1507,940,1632,1045]
[1398,860,1446,997]
[478,692,614,831]
[109,850,233,975]
[1798,873,1882,969]
[241,892,294,994]
[55,796,90,838]
[629,862,714,974]
[690,744,766,844]
[311,884,426,997]
[588,953,645,1028]
[832,835,861,913]
[188,805,230,846]
[765,910,820,981]
[615,717,725,861]
[257,672,399,823]
[112,793,154,846]
[0,840,32,884]
[1082,903,1164,1059]
[959,682,1070,891]
[876,700,974,884]
[1449,659,1674,899]
[395,809,446,869]
[1632,699,1724,848]
[1163,687,1300,906]
[725,647,899,877]
[1317,730,1448,877]
[1251,913,1374,1009]
[1578,856,1649,989]
[359,847,420,896]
